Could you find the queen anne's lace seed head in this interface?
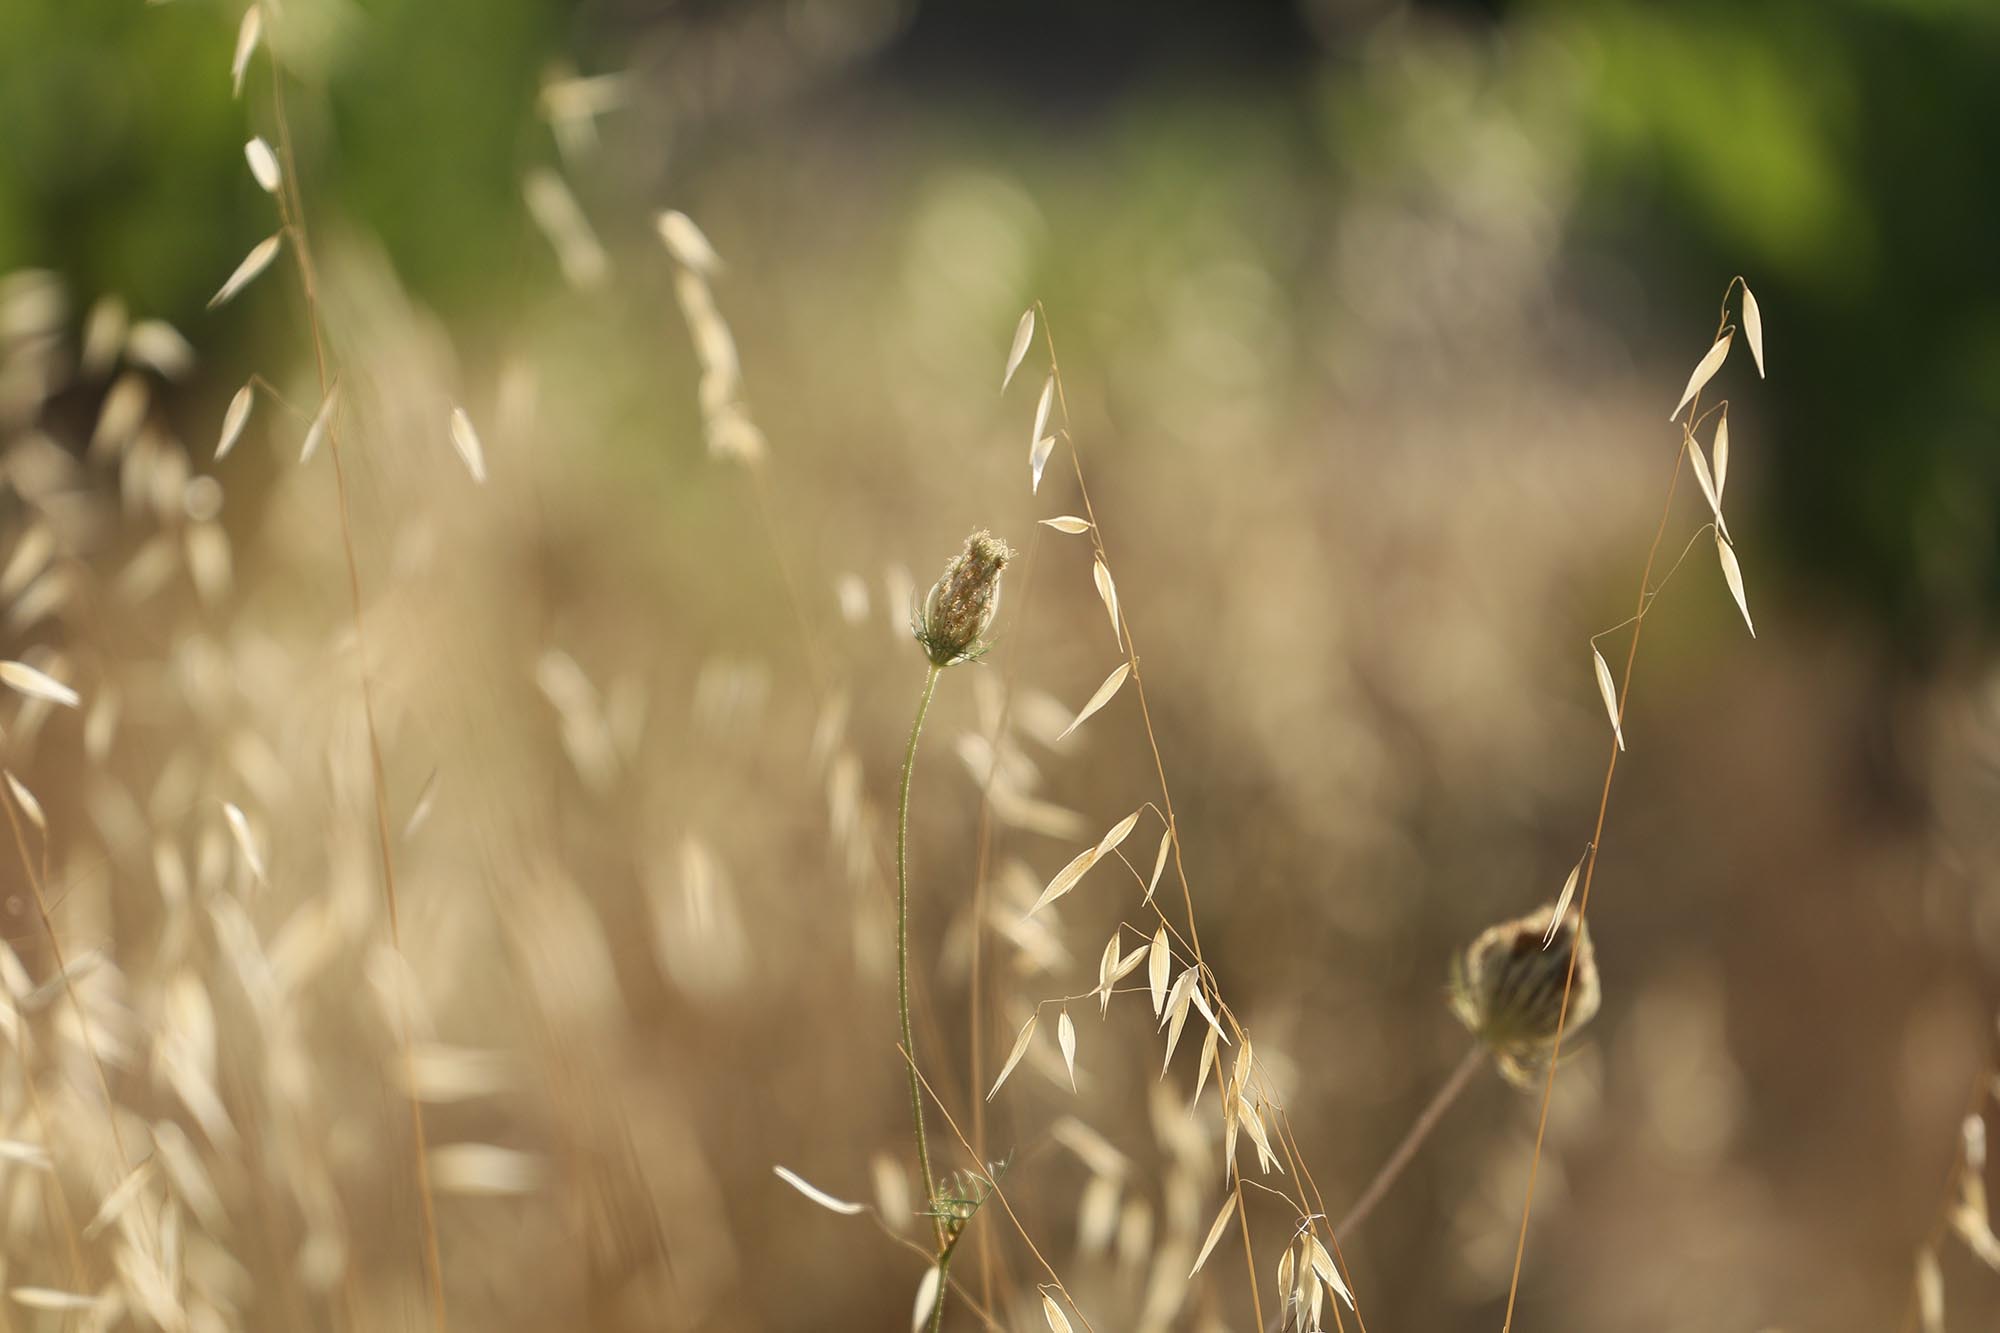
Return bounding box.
[912,530,1013,667]
[1449,903,1601,1086]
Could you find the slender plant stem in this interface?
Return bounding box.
[899,663,946,1248]
[1499,309,1719,1324]
[1335,1044,1487,1241]
[268,81,448,1332]
[930,1251,955,1333]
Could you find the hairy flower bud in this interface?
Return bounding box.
[1448,903,1600,1086]
[913,530,1014,667]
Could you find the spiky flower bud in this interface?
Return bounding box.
[913,530,1014,667]
[1448,903,1600,1086]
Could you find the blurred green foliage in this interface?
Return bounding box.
[0,0,558,322]
[3,0,1995,639]
[1539,0,2000,646]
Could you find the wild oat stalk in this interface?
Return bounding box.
[1012,308,1362,1333]
[1495,278,1766,1329]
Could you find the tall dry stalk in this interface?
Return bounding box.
[253,50,449,1331]
[1496,278,1766,1329]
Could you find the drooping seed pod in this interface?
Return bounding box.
[1448,902,1601,1086]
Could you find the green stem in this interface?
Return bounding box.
[929,1251,955,1333]
[899,663,945,1249]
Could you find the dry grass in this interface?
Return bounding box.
[3,6,1999,1333]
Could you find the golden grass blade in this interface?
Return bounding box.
[91,371,146,455]
[1192,1022,1219,1111]
[1039,516,1091,534]
[221,801,266,884]
[231,5,261,97]
[151,1122,223,1229]
[9,1290,97,1312]
[987,1012,1038,1100]
[448,406,488,484]
[428,1144,544,1196]
[0,1141,50,1171]
[911,1266,942,1333]
[1188,981,1225,1042]
[1097,931,1121,1014]
[1057,663,1129,741]
[407,1044,515,1104]
[1041,1291,1074,1333]
[215,384,253,460]
[0,660,79,708]
[1160,968,1196,1073]
[1715,532,1755,638]
[1237,1093,1281,1174]
[1031,434,1057,493]
[1027,846,1099,917]
[1742,282,1766,378]
[3,771,45,831]
[79,293,125,375]
[1145,830,1170,902]
[403,768,441,839]
[1544,855,1583,949]
[125,318,194,378]
[1148,925,1170,1016]
[1095,809,1140,860]
[1222,1088,1241,1181]
[1091,558,1122,649]
[1670,329,1733,422]
[1058,1008,1077,1090]
[1032,375,1054,448]
[1108,943,1149,990]
[300,384,337,464]
[1276,1242,1294,1321]
[772,1165,866,1216]
[1306,1234,1354,1311]
[1713,412,1730,500]
[207,233,281,309]
[82,1160,154,1240]
[523,169,608,289]
[245,137,280,192]
[656,210,722,274]
[1003,308,1035,390]
[0,525,52,602]
[1917,1246,1943,1333]
[1684,435,1727,540]
[1592,646,1624,753]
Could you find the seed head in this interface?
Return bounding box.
[1448,903,1600,1086]
[913,530,1014,667]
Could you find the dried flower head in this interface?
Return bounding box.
[1448,903,1600,1086]
[913,530,1013,667]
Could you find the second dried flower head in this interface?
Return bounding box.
[1449,902,1601,1086]
[913,530,1014,667]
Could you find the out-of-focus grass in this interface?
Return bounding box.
[3,3,2000,1331]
